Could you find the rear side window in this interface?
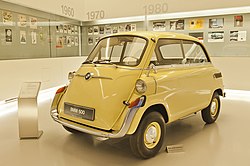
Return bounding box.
[151,39,209,66]
[154,39,184,65]
[159,40,183,59]
[182,41,209,64]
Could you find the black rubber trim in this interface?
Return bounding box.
[213,72,222,79]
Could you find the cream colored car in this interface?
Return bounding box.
[51,31,224,159]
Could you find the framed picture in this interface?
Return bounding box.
[2,11,13,25]
[230,31,247,42]
[209,18,224,29]
[234,15,243,27]
[20,31,27,44]
[5,29,13,43]
[18,15,27,27]
[170,19,185,30]
[30,17,38,29]
[189,32,204,43]
[189,19,204,30]
[153,21,166,31]
[208,31,224,42]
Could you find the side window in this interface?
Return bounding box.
[182,41,209,64]
[155,39,184,65]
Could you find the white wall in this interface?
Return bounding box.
[212,57,250,91]
[0,57,85,101]
[83,0,250,20]
[3,0,250,21]
[2,0,85,21]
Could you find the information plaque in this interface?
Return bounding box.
[18,82,43,139]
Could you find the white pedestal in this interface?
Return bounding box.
[18,82,43,139]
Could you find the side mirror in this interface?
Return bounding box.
[146,63,157,76]
[68,71,76,81]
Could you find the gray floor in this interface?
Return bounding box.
[0,91,250,166]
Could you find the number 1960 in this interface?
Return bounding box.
[61,5,74,17]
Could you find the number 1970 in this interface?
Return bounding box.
[87,10,105,20]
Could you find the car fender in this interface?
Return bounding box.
[126,96,171,135]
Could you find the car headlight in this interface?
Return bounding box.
[135,79,147,94]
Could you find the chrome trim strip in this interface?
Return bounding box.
[81,64,144,71]
[147,62,212,70]
[92,76,113,80]
[50,106,140,139]
[75,73,85,77]
[75,74,113,80]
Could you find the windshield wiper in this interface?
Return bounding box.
[93,59,111,63]
[93,59,118,68]
[82,59,94,64]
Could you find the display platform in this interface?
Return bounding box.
[0,90,249,166]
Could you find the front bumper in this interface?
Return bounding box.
[51,104,141,139]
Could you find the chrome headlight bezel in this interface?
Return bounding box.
[135,79,147,94]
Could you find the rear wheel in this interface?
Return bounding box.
[201,92,221,124]
[129,112,165,159]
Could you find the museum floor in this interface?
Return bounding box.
[0,89,249,166]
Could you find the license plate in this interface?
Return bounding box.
[64,103,95,121]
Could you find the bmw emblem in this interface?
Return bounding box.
[85,72,93,80]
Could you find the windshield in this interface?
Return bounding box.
[85,36,147,66]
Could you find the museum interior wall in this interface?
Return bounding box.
[1,0,250,101]
[0,1,84,101]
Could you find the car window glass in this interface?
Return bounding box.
[87,36,147,66]
[182,41,208,64]
[156,39,184,65]
[110,45,123,62]
[123,41,145,65]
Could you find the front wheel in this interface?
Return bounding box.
[201,92,221,124]
[129,112,166,159]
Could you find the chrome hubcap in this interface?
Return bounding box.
[210,98,218,117]
[145,126,157,144]
[144,122,161,149]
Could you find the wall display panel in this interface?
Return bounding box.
[82,12,250,57]
[0,1,81,60]
[0,9,50,60]
[50,23,80,58]
[146,14,250,57]
[81,22,145,56]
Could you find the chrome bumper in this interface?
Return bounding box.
[50,106,140,139]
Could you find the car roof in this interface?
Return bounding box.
[108,31,200,43]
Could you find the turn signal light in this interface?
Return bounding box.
[128,95,146,108]
[56,86,67,94]
[128,98,140,108]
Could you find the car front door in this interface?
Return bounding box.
[148,39,212,120]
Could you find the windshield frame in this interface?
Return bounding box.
[85,35,149,67]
